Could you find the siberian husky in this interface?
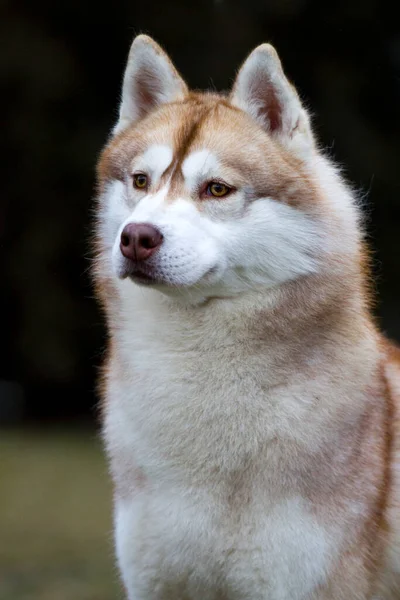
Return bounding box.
[94,34,400,599]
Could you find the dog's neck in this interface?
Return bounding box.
[114,266,374,378]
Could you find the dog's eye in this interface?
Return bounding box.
[206,182,231,198]
[133,173,148,190]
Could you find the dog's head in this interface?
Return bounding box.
[96,35,358,304]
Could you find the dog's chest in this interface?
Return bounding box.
[106,339,294,481]
[115,489,333,600]
[106,311,313,473]
[105,299,340,598]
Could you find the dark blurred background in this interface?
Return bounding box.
[0,0,399,597]
[2,0,400,424]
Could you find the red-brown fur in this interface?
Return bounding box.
[93,35,400,599]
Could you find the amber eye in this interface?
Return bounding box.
[133,173,148,189]
[207,182,231,198]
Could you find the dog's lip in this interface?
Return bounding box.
[127,267,158,284]
[121,262,219,288]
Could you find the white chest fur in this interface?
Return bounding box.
[114,492,332,600]
[103,285,373,599]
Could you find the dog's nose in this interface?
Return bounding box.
[120,223,163,262]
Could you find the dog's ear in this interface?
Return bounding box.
[230,44,314,159]
[114,35,188,134]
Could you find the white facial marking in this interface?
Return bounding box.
[111,184,172,277]
[99,180,131,250]
[134,144,173,185]
[128,184,171,224]
[106,156,321,297]
[182,149,220,192]
[102,135,328,301]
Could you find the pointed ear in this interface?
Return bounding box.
[114,35,188,134]
[230,44,314,159]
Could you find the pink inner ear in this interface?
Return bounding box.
[136,67,163,117]
[252,75,282,133]
[265,89,282,133]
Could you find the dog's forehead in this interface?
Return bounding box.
[137,99,275,184]
[145,99,238,166]
[97,96,225,184]
[97,94,313,208]
[136,145,221,187]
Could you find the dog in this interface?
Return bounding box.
[93,34,400,599]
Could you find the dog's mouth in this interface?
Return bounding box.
[117,257,158,284]
[128,266,160,285]
[125,263,178,287]
[118,258,220,290]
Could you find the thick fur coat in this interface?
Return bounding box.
[94,35,400,599]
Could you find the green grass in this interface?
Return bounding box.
[0,428,122,599]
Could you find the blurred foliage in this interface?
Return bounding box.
[0,429,120,599]
[1,0,399,419]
